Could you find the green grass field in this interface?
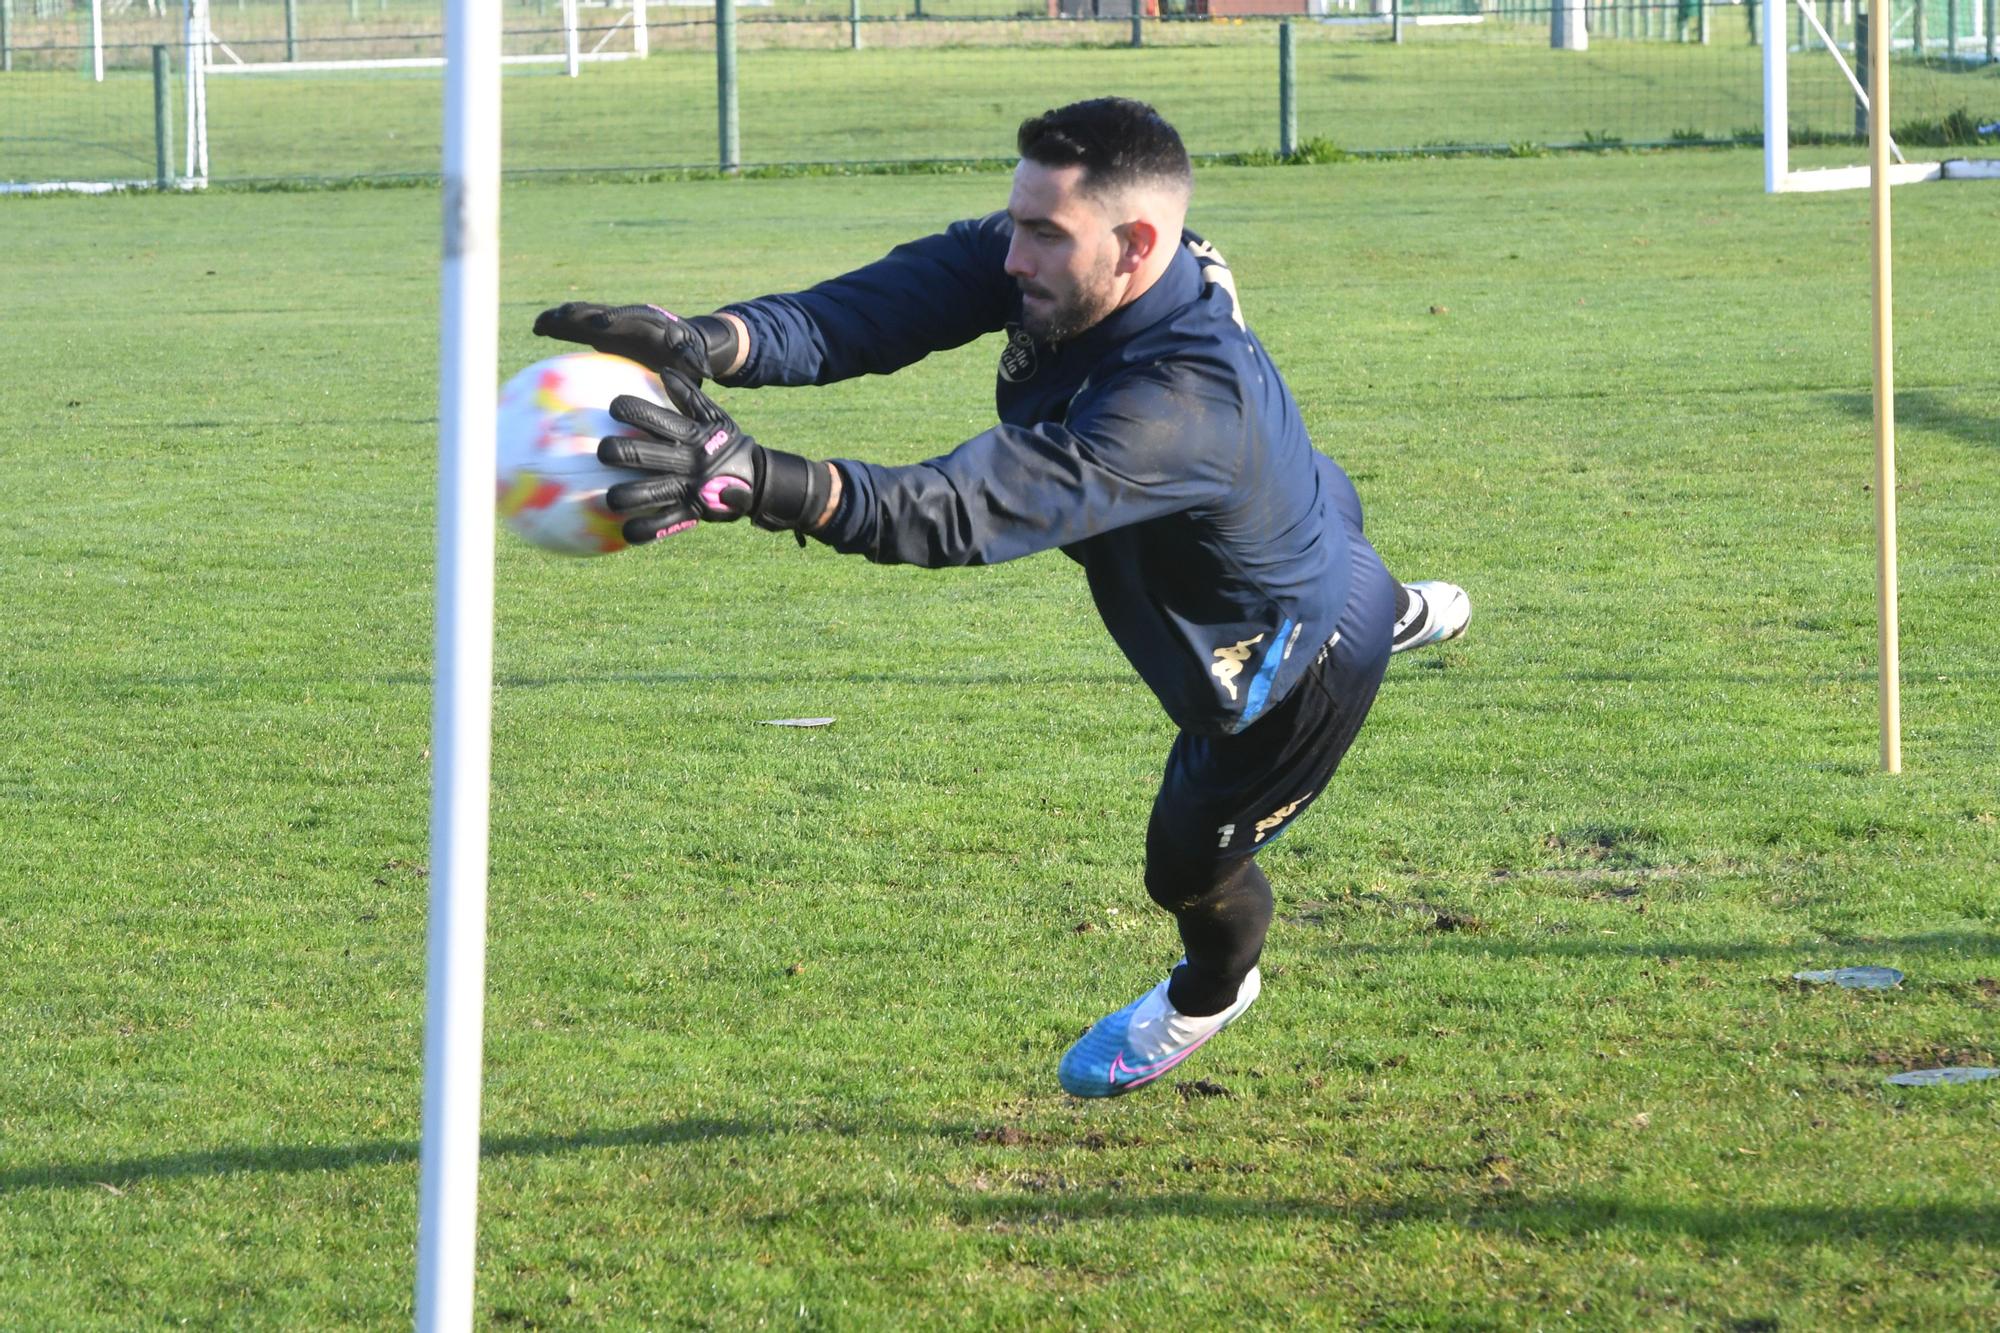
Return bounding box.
[8,21,1996,186]
[4,149,1998,1327]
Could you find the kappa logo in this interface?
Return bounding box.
[998,326,1038,383]
[1210,633,1264,702]
[1254,792,1315,843]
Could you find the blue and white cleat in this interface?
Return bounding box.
[1058,967,1260,1098]
[1391,579,1471,655]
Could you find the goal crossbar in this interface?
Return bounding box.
[199,0,644,77]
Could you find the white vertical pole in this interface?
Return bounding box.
[183,0,209,181]
[1553,0,1589,48]
[91,0,103,81]
[195,0,208,180]
[563,0,579,76]
[632,0,647,57]
[413,0,500,1320]
[184,0,197,176]
[1763,0,1787,191]
[1867,0,1900,772]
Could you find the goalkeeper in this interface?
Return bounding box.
[533,97,1468,1098]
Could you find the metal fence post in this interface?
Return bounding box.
[1131,8,1142,46]
[1279,20,1296,155]
[1987,0,1996,63]
[717,0,739,172]
[1946,0,1955,57]
[1392,0,1403,43]
[849,0,861,49]
[1912,0,1925,51]
[285,0,298,61]
[1,0,11,75]
[154,45,175,188]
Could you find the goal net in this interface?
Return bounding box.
[1764,0,2000,190]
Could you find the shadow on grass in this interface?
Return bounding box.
[948,1189,1999,1246]
[1832,388,1999,451]
[1304,929,2000,965]
[20,1121,1997,1250]
[0,1117,777,1197]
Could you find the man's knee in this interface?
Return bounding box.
[1144,849,1249,915]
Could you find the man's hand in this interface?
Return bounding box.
[532,302,739,382]
[597,376,832,545]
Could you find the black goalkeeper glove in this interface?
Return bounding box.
[597,374,833,546]
[531,302,740,382]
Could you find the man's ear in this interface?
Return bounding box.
[1115,218,1159,275]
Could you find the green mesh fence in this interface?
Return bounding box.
[3,0,1995,187]
[1,30,181,187]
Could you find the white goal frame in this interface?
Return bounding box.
[1763,0,2000,192]
[197,0,648,78]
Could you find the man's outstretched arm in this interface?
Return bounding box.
[593,364,1233,559]
[717,214,1016,387]
[537,214,1017,393]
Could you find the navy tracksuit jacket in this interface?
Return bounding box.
[721,211,1373,737]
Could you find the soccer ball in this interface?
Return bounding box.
[495,351,670,556]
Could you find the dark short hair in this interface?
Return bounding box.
[1015,97,1193,199]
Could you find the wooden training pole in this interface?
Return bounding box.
[1867,0,1901,774]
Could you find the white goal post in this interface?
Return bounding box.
[1764,0,2000,192]
[185,0,210,185]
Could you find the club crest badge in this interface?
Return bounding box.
[998,326,1038,383]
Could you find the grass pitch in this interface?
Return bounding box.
[3,150,1998,1327]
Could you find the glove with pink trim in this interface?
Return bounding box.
[531,302,739,382]
[597,376,832,546]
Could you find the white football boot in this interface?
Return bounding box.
[1390,579,1471,654]
[1058,966,1260,1098]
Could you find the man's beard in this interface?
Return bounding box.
[1020,255,1119,343]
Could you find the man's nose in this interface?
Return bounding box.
[1003,237,1031,280]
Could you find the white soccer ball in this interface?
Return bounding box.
[495,351,669,557]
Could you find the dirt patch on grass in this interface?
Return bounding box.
[1175,1079,1232,1100]
[1286,894,1485,933]
[970,1124,1142,1151]
[1864,1043,1996,1071]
